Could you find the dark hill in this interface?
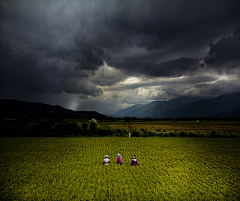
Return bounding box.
[211,108,240,118]
[0,99,108,119]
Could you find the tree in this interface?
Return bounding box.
[89,120,97,136]
[124,116,132,122]
[81,123,89,136]
[15,113,29,127]
[47,111,56,123]
[81,123,88,131]
[47,111,62,123]
[132,129,140,137]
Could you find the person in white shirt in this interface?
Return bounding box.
[103,155,110,165]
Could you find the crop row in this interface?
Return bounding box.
[0,137,239,200]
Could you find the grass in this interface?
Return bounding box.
[0,137,239,200]
[97,122,113,130]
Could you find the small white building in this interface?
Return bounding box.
[89,118,98,123]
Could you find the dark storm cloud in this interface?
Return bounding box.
[0,40,61,94]
[141,58,200,77]
[0,0,105,97]
[60,78,103,96]
[0,0,240,112]
[102,0,240,76]
[0,39,102,96]
[204,23,240,71]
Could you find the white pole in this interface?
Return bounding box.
[129,132,131,138]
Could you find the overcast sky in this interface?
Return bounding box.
[1,0,240,114]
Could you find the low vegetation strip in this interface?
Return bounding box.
[107,122,240,136]
[0,137,239,200]
[1,116,240,137]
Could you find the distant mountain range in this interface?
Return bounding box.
[112,104,144,117]
[0,99,109,119]
[1,92,240,119]
[111,92,240,118]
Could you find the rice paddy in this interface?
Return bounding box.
[0,137,239,200]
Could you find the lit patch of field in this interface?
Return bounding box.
[107,122,240,133]
[0,137,239,200]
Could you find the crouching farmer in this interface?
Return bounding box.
[131,156,139,166]
[117,154,123,165]
[103,155,110,165]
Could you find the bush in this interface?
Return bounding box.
[120,129,128,137]
[81,123,88,131]
[229,133,239,138]
[142,130,155,137]
[95,128,113,137]
[115,129,128,137]
[52,123,80,136]
[189,132,196,137]
[132,129,140,137]
[0,127,47,137]
[89,121,97,136]
[142,132,149,137]
[31,121,54,132]
[209,130,217,137]
[53,123,71,134]
[156,132,163,137]
[0,118,9,127]
[179,131,188,137]
[15,113,29,127]
[69,123,81,136]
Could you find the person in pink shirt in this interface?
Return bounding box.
[131,156,139,166]
[116,154,123,165]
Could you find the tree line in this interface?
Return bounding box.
[0,112,239,138]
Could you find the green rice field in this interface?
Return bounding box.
[0,137,239,200]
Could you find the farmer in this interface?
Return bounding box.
[116,154,123,165]
[103,155,110,165]
[131,156,139,166]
